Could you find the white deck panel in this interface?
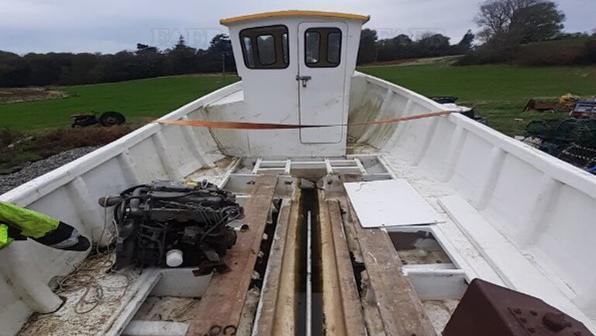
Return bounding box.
[122,321,189,336]
[345,179,440,227]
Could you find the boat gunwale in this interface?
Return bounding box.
[3,73,594,206]
[355,72,596,199]
[0,82,244,206]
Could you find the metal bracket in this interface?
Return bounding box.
[296,75,312,87]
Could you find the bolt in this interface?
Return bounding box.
[513,308,522,314]
[527,327,536,333]
[543,312,570,332]
[520,317,527,323]
[530,310,537,316]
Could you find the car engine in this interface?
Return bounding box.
[99,180,243,272]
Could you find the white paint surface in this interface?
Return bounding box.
[123,321,189,336]
[345,179,440,227]
[439,194,592,324]
[298,21,347,144]
[150,268,212,297]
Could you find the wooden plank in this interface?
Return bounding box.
[253,195,300,336]
[341,195,437,336]
[318,196,348,336]
[326,199,367,336]
[337,195,387,336]
[332,183,385,336]
[186,175,278,336]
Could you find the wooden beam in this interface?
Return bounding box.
[318,195,348,336]
[186,175,278,336]
[338,192,437,336]
[326,199,367,336]
[253,194,301,336]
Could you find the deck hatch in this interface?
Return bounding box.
[345,179,440,227]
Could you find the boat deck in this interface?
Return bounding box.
[14,154,470,336]
[17,152,594,335]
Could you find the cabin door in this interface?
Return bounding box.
[298,22,348,144]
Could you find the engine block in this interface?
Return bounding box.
[100,180,243,271]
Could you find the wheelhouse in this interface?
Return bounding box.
[220,10,369,156]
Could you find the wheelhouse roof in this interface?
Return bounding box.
[220,10,370,25]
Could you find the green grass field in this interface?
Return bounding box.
[1,65,596,136]
[360,64,596,135]
[0,74,238,131]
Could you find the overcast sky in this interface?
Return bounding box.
[1,0,594,54]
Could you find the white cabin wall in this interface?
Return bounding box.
[350,72,596,321]
[0,83,238,334]
[228,18,303,157]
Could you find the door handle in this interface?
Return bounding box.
[296,75,312,87]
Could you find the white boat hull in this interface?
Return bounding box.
[1,72,595,335]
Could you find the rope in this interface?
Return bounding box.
[51,199,130,315]
[56,253,129,314]
[156,110,455,129]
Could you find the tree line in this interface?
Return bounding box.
[460,0,595,65]
[0,35,234,88]
[357,29,475,65]
[357,0,595,66]
[1,0,594,88]
[0,28,474,88]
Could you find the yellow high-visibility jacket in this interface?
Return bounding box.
[0,202,60,249]
[0,224,9,249]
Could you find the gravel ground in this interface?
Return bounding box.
[0,146,97,195]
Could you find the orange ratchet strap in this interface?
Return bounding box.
[156,110,454,129]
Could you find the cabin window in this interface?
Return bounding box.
[282,33,289,64]
[242,37,255,68]
[304,28,342,68]
[305,31,320,64]
[327,32,341,64]
[240,25,289,69]
[257,35,275,65]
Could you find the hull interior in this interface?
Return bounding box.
[1,72,595,335]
